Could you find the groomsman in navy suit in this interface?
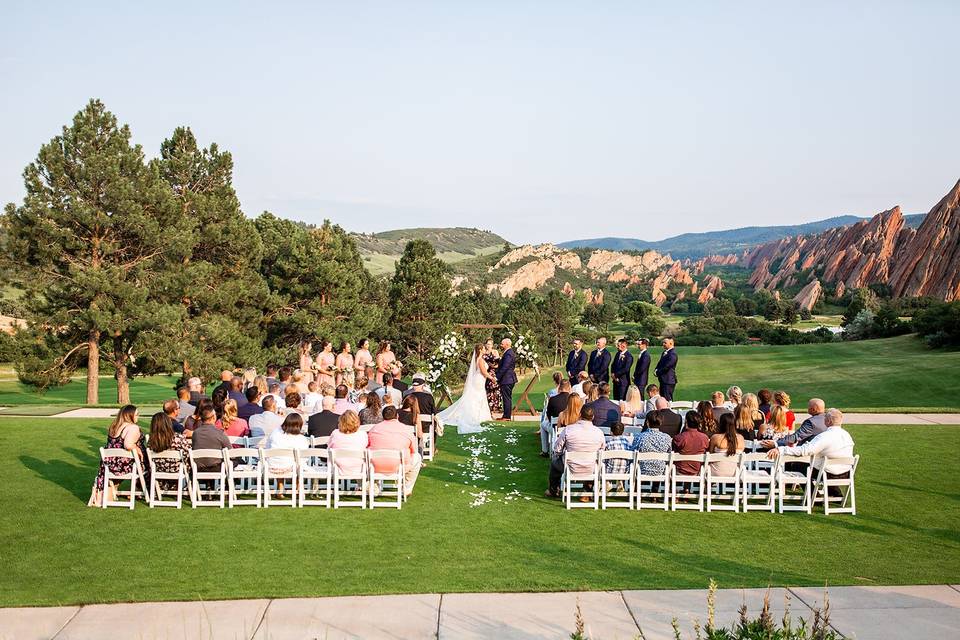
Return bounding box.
[587,337,611,384]
[610,338,634,401]
[655,337,678,401]
[633,339,651,399]
[565,338,587,382]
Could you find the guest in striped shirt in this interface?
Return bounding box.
[603,422,635,474]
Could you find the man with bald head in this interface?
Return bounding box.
[643,395,682,437]
[654,337,678,401]
[762,398,827,448]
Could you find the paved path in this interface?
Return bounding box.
[33,408,960,424]
[2,585,958,639]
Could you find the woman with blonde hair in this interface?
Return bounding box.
[620,385,644,417]
[724,386,742,410]
[585,381,599,404]
[253,375,269,397]
[87,405,146,506]
[328,410,369,473]
[241,367,257,391]
[734,394,764,440]
[558,393,585,428]
[349,375,368,403]
[216,399,250,438]
[761,404,792,440]
[773,390,796,428]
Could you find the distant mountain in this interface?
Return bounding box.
[559,214,926,259]
[351,227,509,275]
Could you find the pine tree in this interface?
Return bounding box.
[538,289,579,365]
[2,99,190,403]
[388,240,453,364]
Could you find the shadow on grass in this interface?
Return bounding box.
[18,433,103,503]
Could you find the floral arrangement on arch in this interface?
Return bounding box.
[426,331,466,387]
[510,331,540,372]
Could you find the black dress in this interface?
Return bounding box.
[483,353,502,414]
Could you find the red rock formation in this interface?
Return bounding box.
[697,275,724,305]
[793,279,822,311]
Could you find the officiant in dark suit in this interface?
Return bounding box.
[633,339,651,399]
[587,337,611,383]
[565,338,587,382]
[655,337,678,401]
[496,338,518,420]
[610,339,634,401]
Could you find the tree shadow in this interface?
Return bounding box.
[18,433,104,503]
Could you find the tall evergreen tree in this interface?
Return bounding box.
[2,99,190,403]
[388,239,453,363]
[538,289,579,365]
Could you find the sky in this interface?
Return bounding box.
[1,1,958,244]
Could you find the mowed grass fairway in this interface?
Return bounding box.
[2,417,958,606]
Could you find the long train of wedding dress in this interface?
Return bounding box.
[437,354,492,434]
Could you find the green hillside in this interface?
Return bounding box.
[352,227,509,275]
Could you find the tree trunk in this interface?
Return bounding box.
[116,362,130,405]
[86,330,100,405]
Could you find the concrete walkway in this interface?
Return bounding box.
[2,585,958,639]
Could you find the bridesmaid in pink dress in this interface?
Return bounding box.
[375,340,401,385]
[315,340,336,388]
[335,342,355,387]
[354,338,373,387]
[298,340,314,383]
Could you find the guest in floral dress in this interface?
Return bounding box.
[483,338,502,414]
[147,412,191,489]
[88,405,148,506]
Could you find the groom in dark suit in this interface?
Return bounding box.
[496,338,518,420]
[610,338,634,401]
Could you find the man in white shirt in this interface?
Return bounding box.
[570,371,590,399]
[302,381,322,415]
[249,396,285,438]
[264,383,287,410]
[641,384,661,418]
[545,405,606,499]
[768,408,854,496]
[375,374,402,407]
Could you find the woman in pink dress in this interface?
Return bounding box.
[354,338,373,387]
[298,340,314,383]
[315,340,336,388]
[375,340,401,386]
[335,341,355,387]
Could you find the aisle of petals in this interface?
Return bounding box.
[445,426,533,508]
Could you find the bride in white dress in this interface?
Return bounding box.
[438,345,492,434]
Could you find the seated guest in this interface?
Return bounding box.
[557,393,584,429]
[696,400,718,436]
[147,411,191,488]
[87,405,146,506]
[252,375,269,398]
[546,371,564,398]
[711,391,732,422]
[644,397,682,437]
[265,364,279,389]
[248,395,284,438]
[190,406,231,472]
[642,384,661,417]
[184,398,212,432]
[406,374,437,416]
[603,422,635,475]
[398,393,422,441]
[163,398,186,434]
[265,382,286,410]
[724,386,742,410]
[586,383,620,428]
[545,405,605,499]
[213,370,233,398]
[349,376,369,403]
[672,411,709,476]
[307,396,340,438]
[773,390,796,428]
[216,399,250,438]
[228,376,248,407]
[277,366,293,395]
[763,398,826,448]
[211,387,228,420]
[187,376,206,405]
[328,410,369,473]
[760,405,791,440]
[583,381,599,404]
[619,384,644,418]
[734,404,761,441]
[368,406,421,496]
[302,381,322,415]
[287,372,307,396]
[264,413,309,474]
[359,393,384,426]
[571,371,590,398]
[709,412,744,476]
[634,413,672,477]
[767,408,854,496]
[736,393,765,439]
[285,392,308,419]
[541,380,572,456]
[376,373,402,407]
[176,387,195,423]
[757,388,773,419]
[237,386,264,421]
[333,385,352,415]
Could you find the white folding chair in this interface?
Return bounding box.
[420,415,436,461]
[146,449,186,508]
[563,451,600,509]
[369,449,404,509]
[297,448,332,507]
[705,452,741,512]
[635,452,671,510]
[814,455,859,515]
[776,454,813,513]
[308,435,330,448]
[188,448,226,508]
[331,449,368,508]
[670,453,706,511]
[261,449,298,507]
[599,450,635,509]
[670,400,695,410]
[226,448,262,507]
[547,417,560,452]
[99,448,147,509]
[246,436,265,448]
[741,452,776,512]
[227,435,245,447]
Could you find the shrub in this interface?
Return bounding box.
[914,301,960,347]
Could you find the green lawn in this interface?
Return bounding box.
[0,374,179,407]
[2,418,958,606]
[522,335,960,412]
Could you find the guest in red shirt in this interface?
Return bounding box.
[367,406,421,496]
[774,390,796,429]
[672,411,709,476]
